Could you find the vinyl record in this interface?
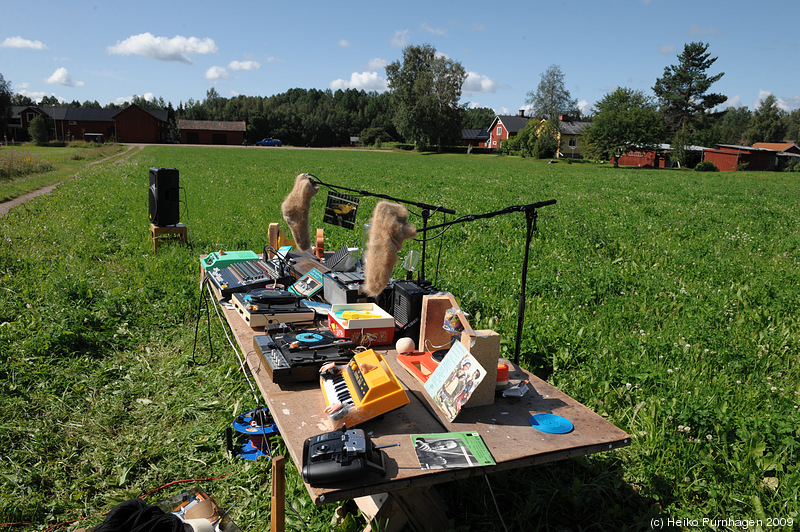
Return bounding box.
[529,414,574,434]
[296,332,325,343]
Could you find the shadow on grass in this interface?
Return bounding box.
[436,455,670,531]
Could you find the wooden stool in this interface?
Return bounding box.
[150,223,187,252]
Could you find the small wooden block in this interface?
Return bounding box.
[460,329,500,407]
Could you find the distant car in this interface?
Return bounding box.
[256,137,282,146]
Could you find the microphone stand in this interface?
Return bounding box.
[307,175,556,365]
[307,175,455,281]
[424,199,556,365]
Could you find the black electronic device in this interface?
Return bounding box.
[207,259,277,298]
[148,167,180,226]
[301,426,387,486]
[325,245,355,272]
[244,287,298,305]
[253,330,355,383]
[231,289,315,328]
[286,250,337,283]
[392,279,441,343]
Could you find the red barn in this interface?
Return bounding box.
[113,105,170,143]
[178,120,247,145]
[703,145,778,171]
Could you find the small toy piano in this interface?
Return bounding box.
[320,349,410,428]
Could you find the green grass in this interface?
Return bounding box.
[1,146,799,531]
[0,143,126,202]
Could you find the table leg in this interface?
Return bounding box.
[356,486,448,532]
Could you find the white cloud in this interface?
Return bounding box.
[750,89,799,111]
[367,58,388,71]
[17,89,49,102]
[205,66,229,81]
[228,60,260,71]
[329,71,388,92]
[462,71,498,96]
[722,95,742,108]
[421,23,447,36]
[1,36,47,50]
[107,32,218,63]
[113,92,155,106]
[577,99,591,116]
[390,30,409,48]
[46,67,85,87]
[339,39,351,48]
[657,44,676,55]
[779,95,800,111]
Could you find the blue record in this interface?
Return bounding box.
[529,413,574,434]
[296,332,324,342]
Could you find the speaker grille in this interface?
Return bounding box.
[148,167,180,226]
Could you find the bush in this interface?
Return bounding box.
[694,159,719,172]
[783,159,800,172]
[29,116,50,146]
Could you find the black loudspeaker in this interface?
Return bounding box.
[392,280,438,344]
[148,167,180,226]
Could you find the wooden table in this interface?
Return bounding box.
[213,286,631,531]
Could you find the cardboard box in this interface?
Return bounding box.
[328,303,395,346]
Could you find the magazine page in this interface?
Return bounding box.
[411,431,495,470]
[423,341,486,421]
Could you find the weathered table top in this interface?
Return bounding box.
[215,292,630,505]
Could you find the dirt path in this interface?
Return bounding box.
[0,144,144,217]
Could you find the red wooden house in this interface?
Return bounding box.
[486,111,529,149]
[10,104,168,143]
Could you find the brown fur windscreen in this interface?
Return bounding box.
[280,173,319,250]
[363,201,417,297]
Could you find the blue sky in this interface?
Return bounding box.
[2,0,798,115]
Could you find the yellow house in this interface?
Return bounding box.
[540,115,592,159]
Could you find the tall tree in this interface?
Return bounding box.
[652,42,726,136]
[0,73,11,137]
[525,64,578,120]
[718,106,753,144]
[784,109,800,144]
[385,43,466,150]
[462,107,496,129]
[583,87,663,167]
[745,94,786,143]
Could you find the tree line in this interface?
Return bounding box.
[3,41,799,157]
[2,61,493,149]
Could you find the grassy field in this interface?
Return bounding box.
[0,143,126,203]
[1,145,798,531]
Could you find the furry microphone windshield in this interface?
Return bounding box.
[363,201,417,297]
[281,173,319,250]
